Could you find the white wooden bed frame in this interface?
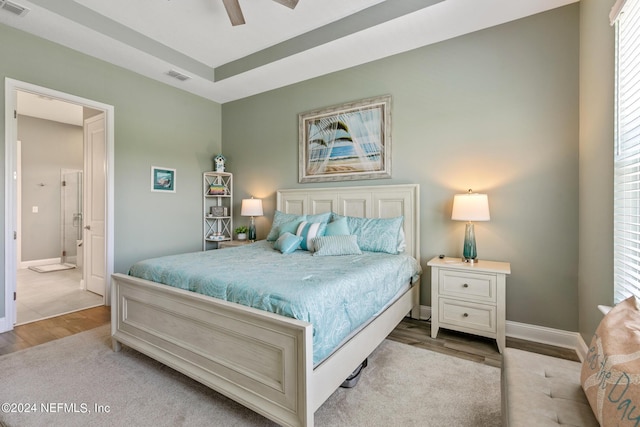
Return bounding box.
[111,184,420,427]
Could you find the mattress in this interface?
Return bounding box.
[128,240,421,364]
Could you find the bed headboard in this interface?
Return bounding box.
[277,184,420,260]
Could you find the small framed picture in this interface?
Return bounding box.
[151,166,176,192]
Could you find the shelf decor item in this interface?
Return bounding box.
[210,206,225,217]
[214,154,226,172]
[451,189,490,263]
[241,197,263,242]
[208,184,227,195]
[234,226,248,241]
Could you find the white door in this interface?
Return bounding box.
[84,114,106,296]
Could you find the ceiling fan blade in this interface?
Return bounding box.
[222,0,245,26]
[272,0,299,9]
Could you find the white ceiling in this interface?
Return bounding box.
[1,0,578,105]
[17,91,84,126]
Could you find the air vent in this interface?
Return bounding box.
[166,70,191,82]
[0,0,30,17]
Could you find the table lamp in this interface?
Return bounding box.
[241,197,263,242]
[451,189,490,263]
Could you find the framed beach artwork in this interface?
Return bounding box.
[151,166,176,192]
[299,95,391,183]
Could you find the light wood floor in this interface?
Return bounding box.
[0,306,579,365]
[387,317,580,367]
[0,305,110,356]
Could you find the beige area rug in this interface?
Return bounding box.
[0,325,501,426]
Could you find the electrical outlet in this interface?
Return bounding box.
[32,206,38,213]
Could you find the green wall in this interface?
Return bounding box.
[578,0,615,340]
[1,2,614,338]
[223,5,581,331]
[0,24,222,319]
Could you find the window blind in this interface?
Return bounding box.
[614,0,640,303]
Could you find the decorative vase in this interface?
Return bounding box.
[462,222,477,262]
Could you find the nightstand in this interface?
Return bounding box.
[427,256,511,353]
[217,240,251,249]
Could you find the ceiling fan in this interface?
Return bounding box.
[222,0,299,26]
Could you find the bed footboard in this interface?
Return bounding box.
[111,273,314,427]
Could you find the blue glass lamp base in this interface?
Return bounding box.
[462,222,477,263]
[248,217,257,242]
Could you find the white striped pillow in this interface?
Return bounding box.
[296,221,327,251]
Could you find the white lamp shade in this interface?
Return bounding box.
[241,198,263,217]
[451,193,490,221]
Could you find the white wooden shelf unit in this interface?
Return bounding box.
[203,171,233,250]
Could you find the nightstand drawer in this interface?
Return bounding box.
[439,298,496,334]
[439,270,496,303]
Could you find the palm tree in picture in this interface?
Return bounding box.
[307,111,382,175]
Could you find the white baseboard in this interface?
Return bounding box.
[505,320,586,360]
[417,305,587,360]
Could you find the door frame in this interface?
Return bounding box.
[2,78,115,332]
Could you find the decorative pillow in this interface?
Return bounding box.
[307,212,332,224]
[266,211,331,241]
[277,219,302,237]
[332,214,404,254]
[325,217,350,236]
[296,221,327,251]
[273,232,302,254]
[313,235,362,256]
[581,296,640,425]
[266,211,306,241]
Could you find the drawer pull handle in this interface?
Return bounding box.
[463,313,469,317]
[463,283,469,288]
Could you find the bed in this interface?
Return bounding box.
[111,184,421,427]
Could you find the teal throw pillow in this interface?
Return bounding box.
[273,232,302,254]
[266,210,306,241]
[313,235,362,256]
[307,212,332,224]
[278,219,302,237]
[325,216,350,236]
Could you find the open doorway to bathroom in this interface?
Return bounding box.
[3,78,114,334]
[14,91,103,325]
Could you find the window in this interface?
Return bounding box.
[613,0,640,302]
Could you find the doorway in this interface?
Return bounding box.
[2,79,115,332]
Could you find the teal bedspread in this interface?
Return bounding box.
[128,241,421,365]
